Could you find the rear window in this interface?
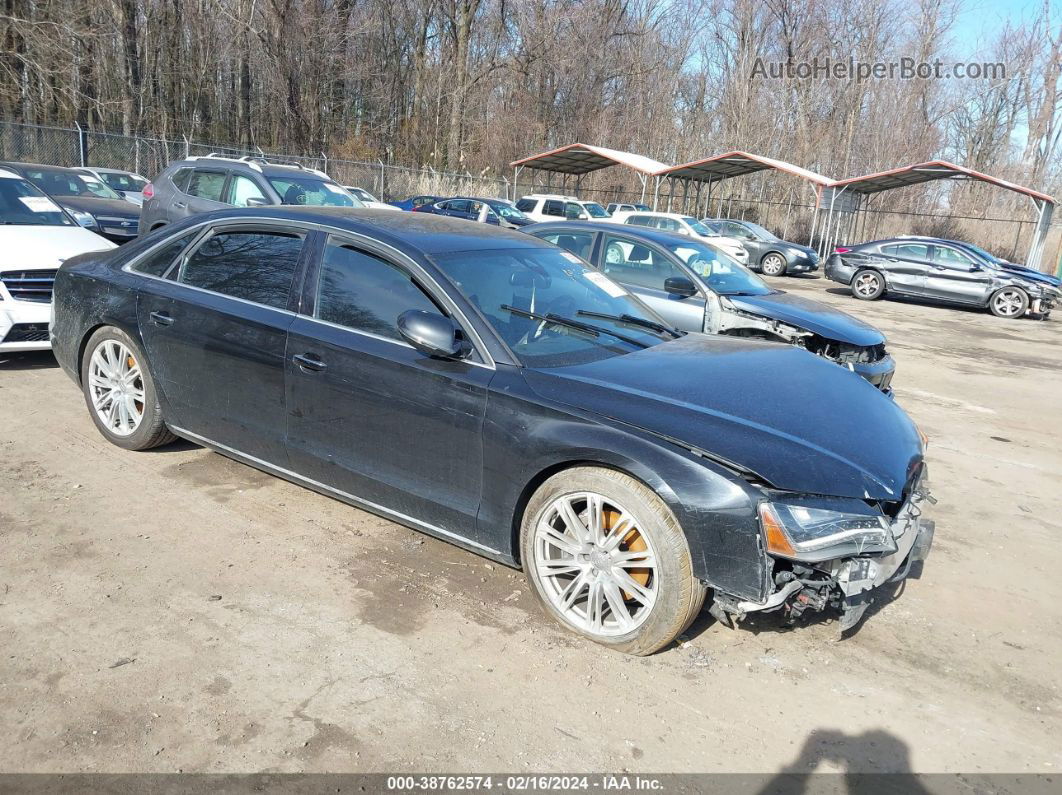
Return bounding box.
[131,229,201,277]
[179,229,304,308]
[515,198,536,212]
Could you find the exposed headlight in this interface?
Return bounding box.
[759,502,896,561]
[64,208,97,228]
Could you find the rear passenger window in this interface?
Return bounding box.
[187,170,227,202]
[543,200,564,217]
[315,238,443,340]
[883,244,929,259]
[131,230,200,277]
[179,230,303,308]
[535,231,594,260]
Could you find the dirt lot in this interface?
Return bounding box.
[2,277,1061,776]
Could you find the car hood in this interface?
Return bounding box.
[997,263,1061,287]
[55,196,141,217]
[522,334,921,501]
[727,291,885,346]
[0,224,115,268]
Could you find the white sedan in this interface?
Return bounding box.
[609,210,749,264]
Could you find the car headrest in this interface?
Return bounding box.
[629,245,651,262]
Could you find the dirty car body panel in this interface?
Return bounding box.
[51,208,932,632]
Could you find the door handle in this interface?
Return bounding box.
[149,311,174,326]
[173,201,186,209]
[292,353,327,372]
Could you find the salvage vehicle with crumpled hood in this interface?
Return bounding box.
[50,208,934,654]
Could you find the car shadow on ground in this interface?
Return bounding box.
[819,287,1052,321]
[0,350,60,370]
[756,728,932,792]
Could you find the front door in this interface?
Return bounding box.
[137,223,307,464]
[923,245,994,303]
[597,232,708,332]
[285,234,494,542]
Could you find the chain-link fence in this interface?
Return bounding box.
[0,120,510,202]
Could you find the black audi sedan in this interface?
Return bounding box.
[51,209,934,654]
[527,221,895,392]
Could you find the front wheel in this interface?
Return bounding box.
[989,287,1029,319]
[851,269,885,300]
[520,467,705,655]
[761,253,788,276]
[80,326,175,451]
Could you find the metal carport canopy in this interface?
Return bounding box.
[509,143,671,203]
[655,150,832,187]
[825,160,1056,269]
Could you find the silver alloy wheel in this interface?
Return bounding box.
[533,492,658,637]
[854,271,881,297]
[88,339,146,437]
[762,254,786,276]
[992,289,1025,317]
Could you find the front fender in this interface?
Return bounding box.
[479,368,769,602]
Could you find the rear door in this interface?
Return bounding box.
[182,168,232,219]
[136,222,308,464]
[597,232,707,331]
[923,244,993,303]
[878,243,931,294]
[285,233,494,542]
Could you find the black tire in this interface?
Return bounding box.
[851,269,885,300]
[520,466,706,656]
[988,287,1029,319]
[80,326,176,451]
[760,253,788,277]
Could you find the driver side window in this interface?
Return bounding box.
[314,237,444,341]
[600,235,683,291]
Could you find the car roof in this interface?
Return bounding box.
[169,156,331,179]
[617,210,691,219]
[197,206,554,256]
[525,220,694,247]
[0,160,80,174]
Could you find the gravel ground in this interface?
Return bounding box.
[1,275,1060,775]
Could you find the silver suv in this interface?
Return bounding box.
[139,154,362,233]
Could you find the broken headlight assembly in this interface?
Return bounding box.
[759,501,896,563]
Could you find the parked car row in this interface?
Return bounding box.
[45,208,935,655]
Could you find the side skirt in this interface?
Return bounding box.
[169,425,515,567]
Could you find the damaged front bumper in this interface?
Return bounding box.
[713,479,935,634]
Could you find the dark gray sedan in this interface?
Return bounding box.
[703,218,820,276]
[826,237,1059,319]
[527,221,895,392]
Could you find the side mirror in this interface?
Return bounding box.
[397,310,466,359]
[245,196,269,207]
[664,276,698,297]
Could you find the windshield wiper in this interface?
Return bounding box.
[501,305,649,349]
[575,310,684,338]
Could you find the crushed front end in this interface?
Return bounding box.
[712,468,934,634]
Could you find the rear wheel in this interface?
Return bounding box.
[851,269,885,300]
[761,253,787,276]
[80,326,175,451]
[521,467,705,656]
[989,287,1028,319]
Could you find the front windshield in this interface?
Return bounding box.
[583,202,610,218]
[0,177,73,226]
[28,169,123,200]
[491,202,528,220]
[634,204,651,211]
[268,176,360,207]
[958,242,1003,265]
[432,247,673,367]
[99,172,147,192]
[681,217,715,236]
[741,221,779,241]
[666,240,772,296]
[348,187,376,202]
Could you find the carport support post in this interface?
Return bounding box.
[638,174,647,205]
[703,178,714,219]
[1026,198,1053,270]
[652,176,661,211]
